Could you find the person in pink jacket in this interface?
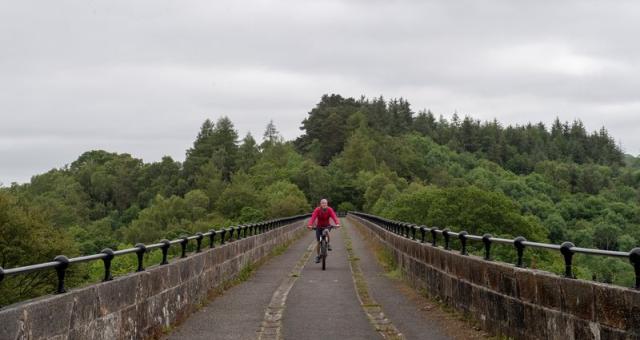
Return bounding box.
[307,199,341,263]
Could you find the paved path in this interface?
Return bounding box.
[165,231,315,340]
[281,223,379,340]
[166,218,475,339]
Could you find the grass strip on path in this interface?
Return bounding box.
[341,225,406,340]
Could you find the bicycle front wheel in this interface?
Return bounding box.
[320,240,327,270]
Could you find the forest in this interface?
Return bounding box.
[1,94,639,306]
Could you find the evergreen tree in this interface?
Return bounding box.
[262,120,283,148]
[184,119,216,183]
[237,133,261,172]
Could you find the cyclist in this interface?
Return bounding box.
[307,198,341,263]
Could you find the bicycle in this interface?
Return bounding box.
[312,225,336,270]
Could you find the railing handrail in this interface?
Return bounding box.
[0,214,310,296]
[349,211,640,289]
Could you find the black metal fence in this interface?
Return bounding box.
[0,214,309,295]
[350,212,640,289]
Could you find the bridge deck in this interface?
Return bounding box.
[165,218,486,340]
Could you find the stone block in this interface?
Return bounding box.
[191,252,205,277]
[545,310,573,340]
[572,318,597,340]
[535,273,562,311]
[467,257,486,286]
[453,280,472,313]
[23,293,75,339]
[136,265,170,302]
[68,286,100,330]
[0,307,25,340]
[96,276,138,316]
[626,288,640,334]
[486,263,517,298]
[599,325,630,340]
[560,278,594,321]
[515,268,537,304]
[507,297,525,332]
[178,257,195,283]
[522,303,548,339]
[92,312,121,340]
[594,284,628,330]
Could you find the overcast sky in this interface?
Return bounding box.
[2,0,640,185]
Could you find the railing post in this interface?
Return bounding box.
[0,266,4,284]
[430,228,437,246]
[209,229,216,248]
[221,229,227,244]
[514,237,526,268]
[54,255,69,294]
[458,231,468,255]
[196,232,204,252]
[180,237,189,258]
[630,248,640,289]
[411,225,417,240]
[482,234,492,260]
[160,239,170,265]
[101,248,115,281]
[442,229,451,250]
[420,226,426,243]
[135,243,146,271]
[560,242,575,278]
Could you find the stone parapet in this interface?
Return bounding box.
[350,214,639,340]
[0,221,306,340]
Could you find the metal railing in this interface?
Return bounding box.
[0,214,309,295]
[350,212,640,289]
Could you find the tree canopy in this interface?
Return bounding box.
[2,93,638,305]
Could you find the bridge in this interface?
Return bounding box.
[1,213,639,339]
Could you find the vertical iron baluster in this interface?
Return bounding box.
[135,243,146,271]
[101,248,114,281]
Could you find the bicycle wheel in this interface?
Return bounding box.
[320,239,327,270]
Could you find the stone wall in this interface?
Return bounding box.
[350,214,640,340]
[0,221,306,340]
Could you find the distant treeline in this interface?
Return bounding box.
[296,94,624,173]
[1,94,638,306]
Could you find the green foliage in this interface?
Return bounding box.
[377,185,547,241]
[217,173,261,219]
[4,93,638,303]
[0,190,80,306]
[122,190,210,244]
[261,181,310,218]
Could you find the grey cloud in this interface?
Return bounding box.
[2,0,640,184]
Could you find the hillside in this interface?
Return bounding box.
[1,94,639,306]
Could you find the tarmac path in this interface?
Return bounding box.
[165,217,485,339]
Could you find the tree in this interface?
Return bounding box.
[237,133,260,172]
[593,223,621,250]
[262,120,283,148]
[261,181,310,218]
[295,94,359,164]
[210,117,239,181]
[184,117,239,183]
[184,119,215,181]
[216,173,261,218]
[0,191,79,306]
[337,126,377,174]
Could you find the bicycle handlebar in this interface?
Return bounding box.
[310,225,339,230]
